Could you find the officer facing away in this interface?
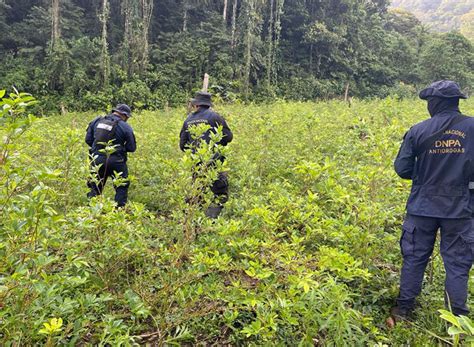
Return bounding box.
[391,80,473,323]
[86,104,136,207]
[179,92,233,218]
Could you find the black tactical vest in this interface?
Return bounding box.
[93,118,120,151]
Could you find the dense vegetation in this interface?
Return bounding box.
[2,90,474,345]
[0,0,473,113]
[391,0,474,36]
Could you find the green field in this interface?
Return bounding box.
[2,97,474,345]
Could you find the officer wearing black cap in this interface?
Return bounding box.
[86,103,136,207]
[179,92,233,218]
[390,81,473,323]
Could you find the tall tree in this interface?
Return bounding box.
[272,0,283,84]
[139,0,153,74]
[265,0,274,88]
[99,0,110,86]
[223,0,228,22]
[183,0,189,32]
[50,0,60,50]
[265,0,284,88]
[231,0,238,50]
[242,0,264,97]
[122,0,133,75]
[420,32,474,88]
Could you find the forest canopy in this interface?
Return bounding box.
[0,0,473,112]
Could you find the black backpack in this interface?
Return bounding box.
[94,117,120,151]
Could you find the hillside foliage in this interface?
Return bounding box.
[391,0,474,36]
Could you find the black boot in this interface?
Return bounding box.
[387,306,413,328]
[205,205,223,219]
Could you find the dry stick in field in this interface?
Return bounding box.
[202,73,210,93]
[344,82,352,108]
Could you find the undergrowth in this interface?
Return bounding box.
[1,91,474,345]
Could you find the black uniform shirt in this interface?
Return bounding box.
[179,107,233,152]
[395,103,474,219]
[85,114,136,160]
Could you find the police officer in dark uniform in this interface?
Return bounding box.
[86,104,136,207]
[179,92,233,218]
[391,80,473,322]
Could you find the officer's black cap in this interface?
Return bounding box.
[419,80,468,100]
[112,103,132,117]
[191,92,212,107]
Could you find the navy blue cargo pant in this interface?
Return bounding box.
[189,156,229,206]
[87,155,130,207]
[211,171,229,204]
[398,214,474,316]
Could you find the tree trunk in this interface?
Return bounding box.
[122,0,134,76]
[51,0,60,50]
[183,1,188,32]
[266,0,274,87]
[244,0,253,98]
[231,0,238,50]
[139,0,154,75]
[223,0,228,23]
[49,0,62,90]
[273,0,284,84]
[99,0,110,86]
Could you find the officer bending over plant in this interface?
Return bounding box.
[390,80,473,324]
[85,103,136,207]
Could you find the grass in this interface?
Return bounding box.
[1,97,474,345]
